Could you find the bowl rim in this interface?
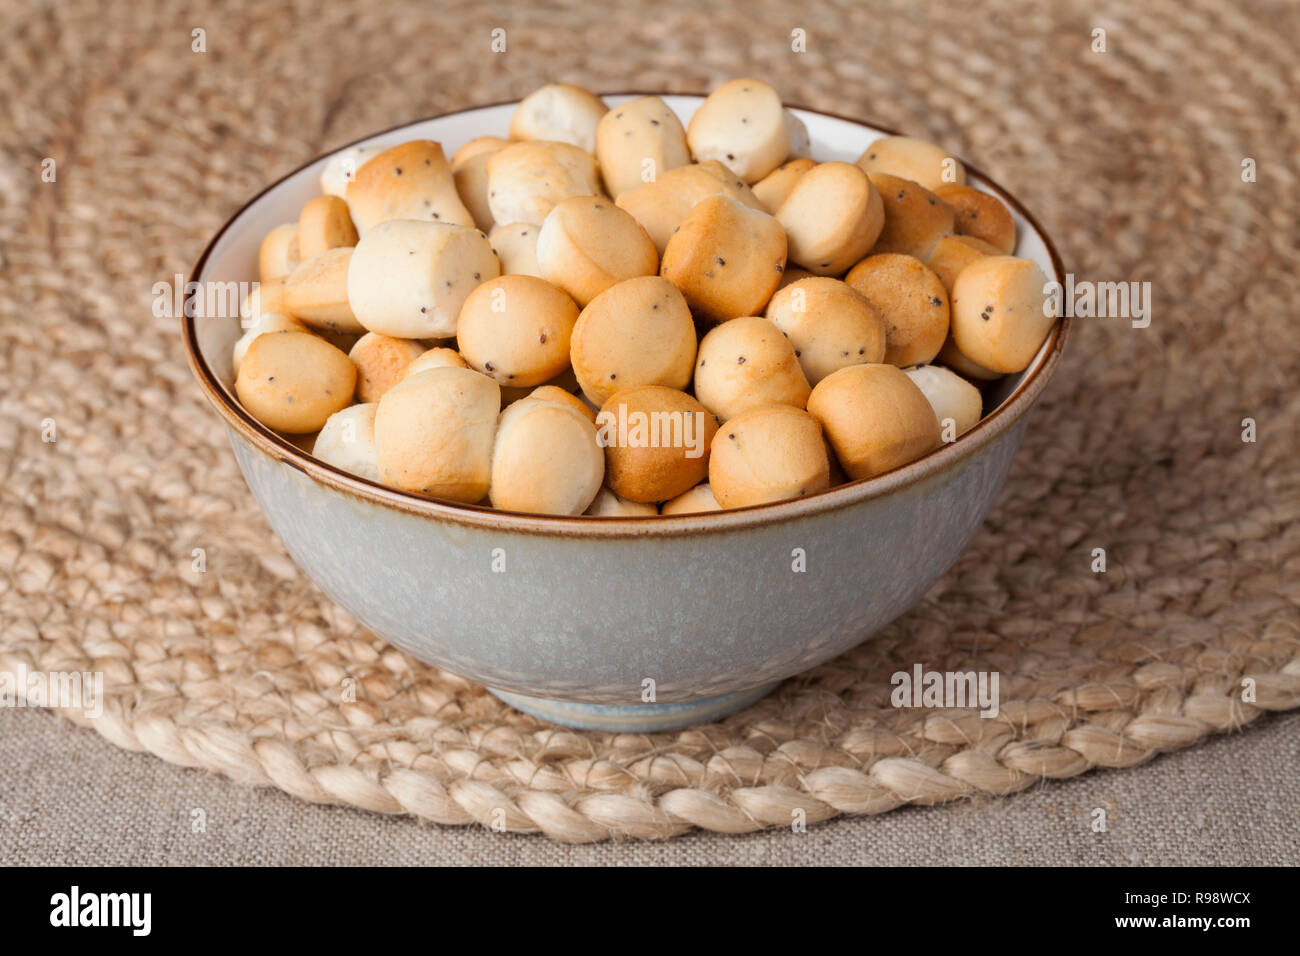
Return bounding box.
[183,90,1069,538]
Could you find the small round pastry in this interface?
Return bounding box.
[489,222,543,278]
[235,331,356,434]
[345,140,475,233]
[528,384,597,423]
[806,363,940,480]
[597,386,718,503]
[240,275,288,323]
[232,311,308,377]
[485,140,602,226]
[903,365,983,440]
[312,403,380,481]
[489,396,604,515]
[346,219,499,339]
[660,483,722,515]
[686,78,791,183]
[509,83,608,153]
[585,486,659,516]
[708,404,830,508]
[595,95,691,200]
[659,195,788,324]
[950,255,1054,373]
[934,184,1017,254]
[922,234,1000,295]
[693,315,811,421]
[258,224,299,282]
[451,137,510,233]
[536,196,659,306]
[752,158,816,213]
[614,160,764,254]
[764,277,887,385]
[844,253,950,367]
[570,275,696,406]
[775,162,885,275]
[374,366,500,501]
[936,336,1001,381]
[296,194,359,260]
[283,247,365,333]
[867,172,956,259]
[402,347,469,380]
[456,275,579,387]
[349,332,427,403]
[855,135,965,193]
[320,144,382,198]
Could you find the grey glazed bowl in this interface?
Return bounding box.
[184,94,1068,731]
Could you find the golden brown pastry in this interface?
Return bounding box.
[806,363,939,479]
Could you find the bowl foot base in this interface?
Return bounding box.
[489,682,781,732]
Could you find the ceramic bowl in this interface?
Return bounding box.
[184,93,1068,732]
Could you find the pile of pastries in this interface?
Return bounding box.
[231,78,1054,516]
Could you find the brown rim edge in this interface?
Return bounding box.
[183,91,1070,539]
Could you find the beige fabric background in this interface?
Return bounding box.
[4,706,1297,864]
[1,0,1298,859]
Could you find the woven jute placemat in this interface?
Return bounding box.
[2,0,1297,843]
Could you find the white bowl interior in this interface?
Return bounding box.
[195,94,1057,429]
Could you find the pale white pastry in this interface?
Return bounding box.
[485,140,602,226]
[686,78,792,183]
[508,83,608,153]
[903,365,983,439]
[312,403,380,481]
[595,95,691,199]
[346,219,499,339]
